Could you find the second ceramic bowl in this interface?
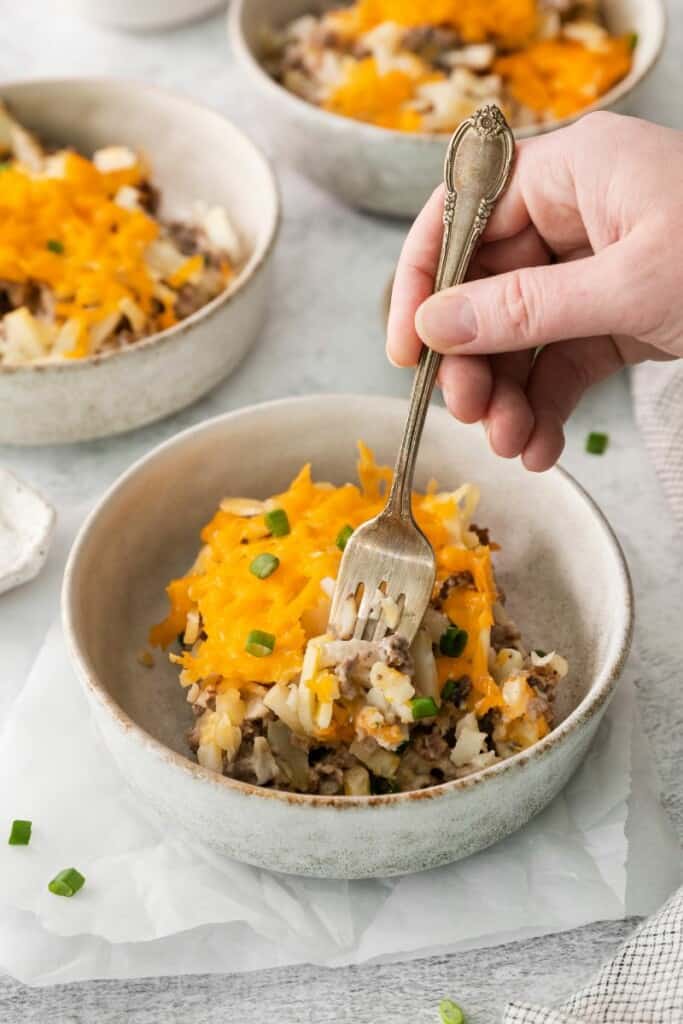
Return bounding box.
[63,395,633,878]
[0,78,280,445]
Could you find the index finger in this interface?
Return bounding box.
[386,184,445,367]
[386,142,535,368]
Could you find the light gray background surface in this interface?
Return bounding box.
[0,2,681,1020]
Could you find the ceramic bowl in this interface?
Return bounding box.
[0,78,280,445]
[229,0,665,216]
[63,395,633,878]
[63,0,225,31]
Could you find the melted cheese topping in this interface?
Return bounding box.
[324,56,441,131]
[0,153,164,356]
[437,545,499,715]
[290,2,633,134]
[331,0,539,47]
[150,445,502,721]
[494,37,632,118]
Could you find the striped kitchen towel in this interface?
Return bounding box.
[504,886,683,1023]
[632,361,683,535]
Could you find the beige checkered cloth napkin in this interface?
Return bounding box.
[503,887,683,1023]
[632,362,683,535]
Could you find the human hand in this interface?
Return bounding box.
[387,112,683,470]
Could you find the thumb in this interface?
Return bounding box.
[415,246,634,355]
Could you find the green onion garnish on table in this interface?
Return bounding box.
[48,867,85,898]
[249,553,280,579]
[410,696,439,720]
[264,508,290,537]
[439,625,468,658]
[439,999,465,1024]
[585,431,609,455]
[8,819,32,845]
[245,629,276,657]
[336,524,353,551]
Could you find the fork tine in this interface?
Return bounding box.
[352,584,375,640]
[365,589,384,642]
[371,614,389,643]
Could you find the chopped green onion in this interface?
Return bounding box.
[534,648,547,658]
[628,31,638,50]
[8,820,32,846]
[370,775,400,795]
[336,524,353,551]
[48,867,85,898]
[441,676,469,704]
[249,553,280,579]
[585,431,609,455]
[410,696,439,720]
[439,999,465,1024]
[441,679,457,702]
[46,239,64,254]
[439,625,468,658]
[245,629,276,657]
[264,508,290,537]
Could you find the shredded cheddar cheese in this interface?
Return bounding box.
[324,56,442,131]
[331,0,539,48]
[494,37,632,118]
[0,153,161,357]
[0,112,240,366]
[151,444,502,719]
[153,443,568,791]
[272,1,634,136]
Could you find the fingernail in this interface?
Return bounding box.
[415,293,477,350]
[386,345,400,368]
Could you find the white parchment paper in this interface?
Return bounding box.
[0,617,679,986]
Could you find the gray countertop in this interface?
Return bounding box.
[0,2,681,1020]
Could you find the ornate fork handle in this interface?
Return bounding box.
[386,105,515,519]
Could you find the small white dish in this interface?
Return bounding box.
[63,394,633,878]
[0,78,280,445]
[0,469,55,595]
[229,0,666,216]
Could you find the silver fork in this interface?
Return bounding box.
[328,105,515,645]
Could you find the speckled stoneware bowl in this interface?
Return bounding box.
[229,0,665,216]
[0,78,280,445]
[63,395,633,878]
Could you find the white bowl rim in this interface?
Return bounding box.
[228,0,667,144]
[62,393,634,810]
[0,75,281,377]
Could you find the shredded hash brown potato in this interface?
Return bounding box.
[151,444,569,795]
[0,102,244,364]
[262,0,634,133]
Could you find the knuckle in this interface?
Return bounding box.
[553,346,593,401]
[502,269,538,342]
[574,109,616,139]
